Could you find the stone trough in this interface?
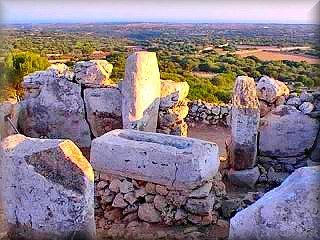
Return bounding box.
[91,129,220,190]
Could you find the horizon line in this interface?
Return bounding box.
[3,19,319,26]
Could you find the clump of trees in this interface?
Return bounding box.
[0,51,49,101]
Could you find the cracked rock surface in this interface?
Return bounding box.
[229,166,320,240]
[91,129,219,190]
[0,134,95,240]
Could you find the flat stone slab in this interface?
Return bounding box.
[91,129,219,190]
[0,134,95,239]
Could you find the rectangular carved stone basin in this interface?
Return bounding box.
[90,129,219,190]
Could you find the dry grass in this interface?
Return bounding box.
[235,50,319,64]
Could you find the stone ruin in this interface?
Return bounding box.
[0,51,320,240]
[92,130,225,230]
[227,75,320,189]
[8,52,189,149]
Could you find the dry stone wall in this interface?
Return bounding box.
[186,100,232,127]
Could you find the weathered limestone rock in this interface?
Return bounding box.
[23,65,73,99]
[229,166,320,240]
[299,102,314,114]
[231,76,260,170]
[259,100,271,117]
[185,194,215,216]
[74,60,113,87]
[121,51,161,132]
[91,129,219,190]
[228,167,260,188]
[256,76,289,103]
[259,105,319,157]
[300,91,314,102]
[0,135,95,239]
[158,104,189,127]
[189,182,212,199]
[84,87,122,137]
[138,203,161,223]
[286,96,301,107]
[160,80,189,110]
[19,69,91,148]
[0,100,21,140]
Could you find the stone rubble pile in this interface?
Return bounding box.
[157,80,190,136]
[94,173,226,231]
[186,100,231,127]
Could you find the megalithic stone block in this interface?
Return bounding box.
[230,76,260,170]
[121,51,161,132]
[90,129,220,190]
[0,135,96,240]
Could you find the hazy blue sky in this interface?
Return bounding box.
[1,0,319,24]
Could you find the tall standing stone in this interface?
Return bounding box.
[230,76,260,170]
[0,134,95,240]
[121,52,161,132]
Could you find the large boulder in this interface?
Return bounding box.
[121,51,161,132]
[19,69,92,148]
[74,60,113,87]
[90,129,219,190]
[229,166,320,240]
[259,105,319,157]
[160,80,189,110]
[0,134,95,239]
[256,76,289,103]
[231,76,260,170]
[84,87,122,137]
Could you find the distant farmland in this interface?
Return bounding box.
[234,46,319,64]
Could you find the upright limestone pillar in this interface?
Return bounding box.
[0,135,96,240]
[230,76,260,170]
[121,51,161,132]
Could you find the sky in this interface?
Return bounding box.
[0,0,319,24]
